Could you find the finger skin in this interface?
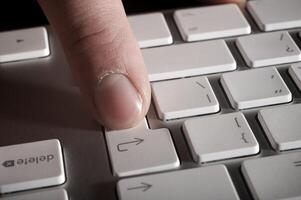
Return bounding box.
[38,0,151,129]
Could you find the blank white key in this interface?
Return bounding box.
[183,112,259,163]
[0,139,65,194]
[247,0,301,31]
[128,13,172,48]
[152,76,219,120]
[174,4,250,42]
[289,63,301,91]
[0,27,50,63]
[258,104,301,151]
[105,120,179,177]
[1,189,68,200]
[237,31,301,68]
[221,67,292,110]
[242,152,301,200]
[118,165,239,200]
[143,40,236,81]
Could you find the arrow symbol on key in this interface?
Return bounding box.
[16,39,24,43]
[127,182,152,192]
[117,138,144,152]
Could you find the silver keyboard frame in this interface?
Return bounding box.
[0,5,301,200]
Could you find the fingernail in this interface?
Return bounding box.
[94,73,143,129]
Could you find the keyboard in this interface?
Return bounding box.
[1,0,301,199]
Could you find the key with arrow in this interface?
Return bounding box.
[117,138,144,152]
[127,182,152,192]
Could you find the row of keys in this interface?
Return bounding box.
[118,152,301,200]
[143,31,301,82]
[151,67,293,121]
[106,103,301,178]
[133,0,301,45]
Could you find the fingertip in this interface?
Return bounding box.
[93,73,147,130]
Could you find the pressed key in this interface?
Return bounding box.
[142,40,236,81]
[289,63,301,91]
[236,31,301,68]
[247,0,301,31]
[105,120,179,177]
[0,139,65,194]
[0,189,68,200]
[118,165,239,200]
[221,67,292,110]
[128,13,172,48]
[258,104,301,151]
[174,4,250,42]
[0,27,50,63]
[151,76,219,120]
[183,112,259,163]
[242,152,301,200]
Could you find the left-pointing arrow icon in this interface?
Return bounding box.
[2,160,15,168]
[127,182,152,192]
[117,138,144,152]
[16,39,24,43]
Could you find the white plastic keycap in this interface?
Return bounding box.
[118,165,239,200]
[258,104,301,151]
[247,0,301,31]
[289,63,301,91]
[221,67,292,110]
[142,40,236,81]
[105,120,179,177]
[151,76,219,120]
[0,27,50,63]
[183,112,259,163]
[236,31,301,68]
[242,152,301,200]
[128,13,172,48]
[0,139,65,194]
[0,189,68,200]
[174,4,250,42]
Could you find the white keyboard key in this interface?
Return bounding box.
[105,120,179,177]
[247,0,301,31]
[0,139,65,194]
[183,112,259,163]
[174,4,250,42]
[221,67,292,110]
[237,31,301,68]
[152,76,219,120]
[242,152,301,200]
[1,189,68,200]
[0,27,50,63]
[128,13,172,48]
[143,40,236,81]
[118,165,239,200]
[258,104,301,151]
[289,63,301,91]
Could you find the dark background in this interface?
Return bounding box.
[0,0,210,31]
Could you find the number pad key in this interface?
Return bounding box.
[183,112,259,163]
[152,76,219,120]
[236,31,301,67]
[221,67,292,110]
